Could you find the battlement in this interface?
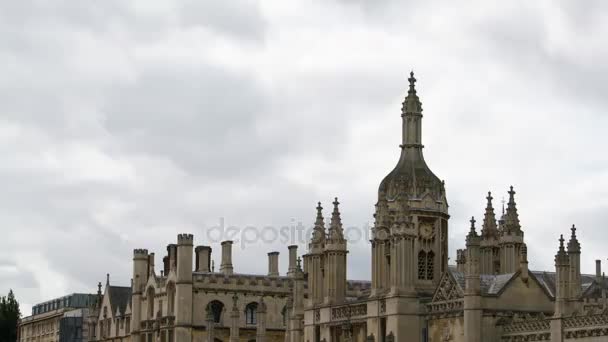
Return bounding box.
[177,233,194,245]
[133,249,149,259]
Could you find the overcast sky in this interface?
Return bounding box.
[2,1,608,315]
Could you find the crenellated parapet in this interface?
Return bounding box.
[177,233,193,245]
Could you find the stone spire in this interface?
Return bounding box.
[467,216,480,242]
[503,186,522,234]
[310,202,326,249]
[328,198,345,243]
[481,191,498,239]
[555,235,569,265]
[567,224,581,253]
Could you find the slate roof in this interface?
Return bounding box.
[446,266,600,300]
[108,286,131,315]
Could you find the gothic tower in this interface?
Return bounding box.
[498,186,524,274]
[371,72,449,296]
[323,198,347,304]
[303,202,327,305]
[480,192,500,274]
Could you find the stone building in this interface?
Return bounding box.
[19,293,97,342]
[292,73,608,342]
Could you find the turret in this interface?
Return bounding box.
[567,225,581,302]
[175,233,193,341]
[554,234,570,317]
[131,248,149,340]
[480,192,499,274]
[324,198,347,304]
[499,186,525,274]
[464,217,481,342]
[456,249,466,273]
[303,202,326,304]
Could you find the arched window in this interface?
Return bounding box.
[245,302,258,325]
[166,282,176,316]
[426,251,435,280]
[418,251,427,280]
[206,301,224,324]
[146,287,155,319]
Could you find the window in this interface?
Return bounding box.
[126,317,130,333]
[92,323,97,337]
[100,322,104,338]
[167,282,176,316]
[281,306,287,326]
[426,251,435,280]
[245,302,258,325]
[418,251,427,280]
[116,318,119,336]
[147,287,155,319]
[207,301,224,324]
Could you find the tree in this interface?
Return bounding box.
[0,289,21,342]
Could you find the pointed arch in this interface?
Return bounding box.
[166,282,176,316]
[146,286,155,319]
[206,300,224,324]
[244,302,258,325]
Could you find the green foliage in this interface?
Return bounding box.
[0,289,21,342]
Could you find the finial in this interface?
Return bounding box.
[408,71,417,93]
[571,224,577,237]
[470,216,476,232]
[211,260,215,272]
[97,282,102,294]
[559,234,564,248]
[333,197,339,207]
[297,256,302,270]
[106,273,110,285]
[501,197,506,215]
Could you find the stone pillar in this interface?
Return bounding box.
[287,245,298,276]
[195,246,212,272]
[256,296,267,342]
[175,234,193,342]
[220,240,234,275]
[464,217,481,342]
[290,258,305,342]
[131,249,149,342]
[268,251,279,277]
[230,294,240,342]
[206,306,215,342]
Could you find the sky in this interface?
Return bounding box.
[2,0,608,315]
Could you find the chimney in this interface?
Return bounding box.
[148,253,155,276]
[597,260,602,283]
[220,241,234,275]
[287,245,298,276]
[268,252,279,277]
[163,256,170,276]
[167,244,177,271]
[195,246,212,272]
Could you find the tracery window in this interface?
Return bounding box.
[426,251,435,280]
[418,251,427,279]
[418,250,435,280]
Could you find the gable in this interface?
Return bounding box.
[491,273,553,312]
[431,271,463,302]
